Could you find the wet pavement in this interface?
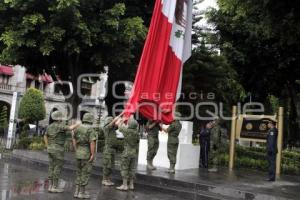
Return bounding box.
[2,150,300,200]
[0,161,190,200]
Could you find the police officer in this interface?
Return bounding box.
[146,120,161,170]
[44,111,80,193]
[199,122,211,168]
[162,112,182,174]
[266,119,278,182]
[115,116,139,191]
[101,116,119,186]
[73,113,97,199]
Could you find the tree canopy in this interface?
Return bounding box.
[19,88,46,123]
[207,0,300,144]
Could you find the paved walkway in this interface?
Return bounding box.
[0,161,189,200]
[2,150,300,200]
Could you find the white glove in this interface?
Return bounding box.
[116,130,124,139]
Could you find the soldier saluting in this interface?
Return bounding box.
[266,119,278,182]
[44,111,81,193]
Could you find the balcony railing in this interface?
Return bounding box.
[0,83,12,91]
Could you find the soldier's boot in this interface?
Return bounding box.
[102,177,115,186]
[101,177,109,185]
[167,164,175,174]
[78,186,90,199]
[147,160,157,170]
[73,185,80,198]
[48,179,53,193]
[51,179,64,193]
[106,179,115,186]
[129,179,134,190]
[116,179,128,191]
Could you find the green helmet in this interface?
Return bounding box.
[174,112,181,119]
[82,113,94,124]
[128,117,138,129]
[51,111,63,121]
[104,116,113,126]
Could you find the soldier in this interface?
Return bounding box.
[162,113,182,174]
[266,119,278,182]
[44,111,80,193]
[208,120,227,172]
[115,116,139,191]
[146,120,161,170]
[101,116,119,186]
[73,113,97,199]
[199,122,211,168]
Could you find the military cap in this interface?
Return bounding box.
[51,111,63,121]
[104,116,114,126]
[82,113,94,124]
[174,112,182,120]
[128,117,138,129]
[262,118,277,125]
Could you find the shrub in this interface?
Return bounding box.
[19,88,46,124]
[217,145,300,175]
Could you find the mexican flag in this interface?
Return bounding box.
[124,0,192,124]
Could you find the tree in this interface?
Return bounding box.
[19,88,46,134]
[179,1,245,134]
[0,0,154,115]
[206,0,300,144]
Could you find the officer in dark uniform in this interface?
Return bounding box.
[266,119,278,181]
[199,122,211,168]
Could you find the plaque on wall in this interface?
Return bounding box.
[240,118,270,140]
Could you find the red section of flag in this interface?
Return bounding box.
[123,0,182,124]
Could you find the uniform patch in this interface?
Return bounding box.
[270,132,274,136]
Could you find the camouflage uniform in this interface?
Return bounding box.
[74,113,97,199]
[102,117,119,180]
[146,121,160,161]
[209,124,227,171]
[116,118,139,191]
[46,111,69,192]
[167,119,182,172]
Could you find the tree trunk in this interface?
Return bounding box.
[66,54,81,119]
[35,120,39,136]
[286,82,299,146]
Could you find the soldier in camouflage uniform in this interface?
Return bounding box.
[208,120,227,172]
[116,116,139,191]
[73,113,98,199]
[162,113,182,174]
[101,116,119,186]
[146,120,161,170]
[44,111,80,193]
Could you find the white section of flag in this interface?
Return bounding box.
[175,0,193,99]
[161,0,177,23]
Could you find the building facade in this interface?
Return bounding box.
[0,64,108,128]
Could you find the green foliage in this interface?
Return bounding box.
[29,136,45,150]
[16,136,32,149]
[207,0,300,144]
[0,0,150,75]
[19,88,46,123]
[218,145,300,175]
[180,5,245,129]
[17,135,45,150]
